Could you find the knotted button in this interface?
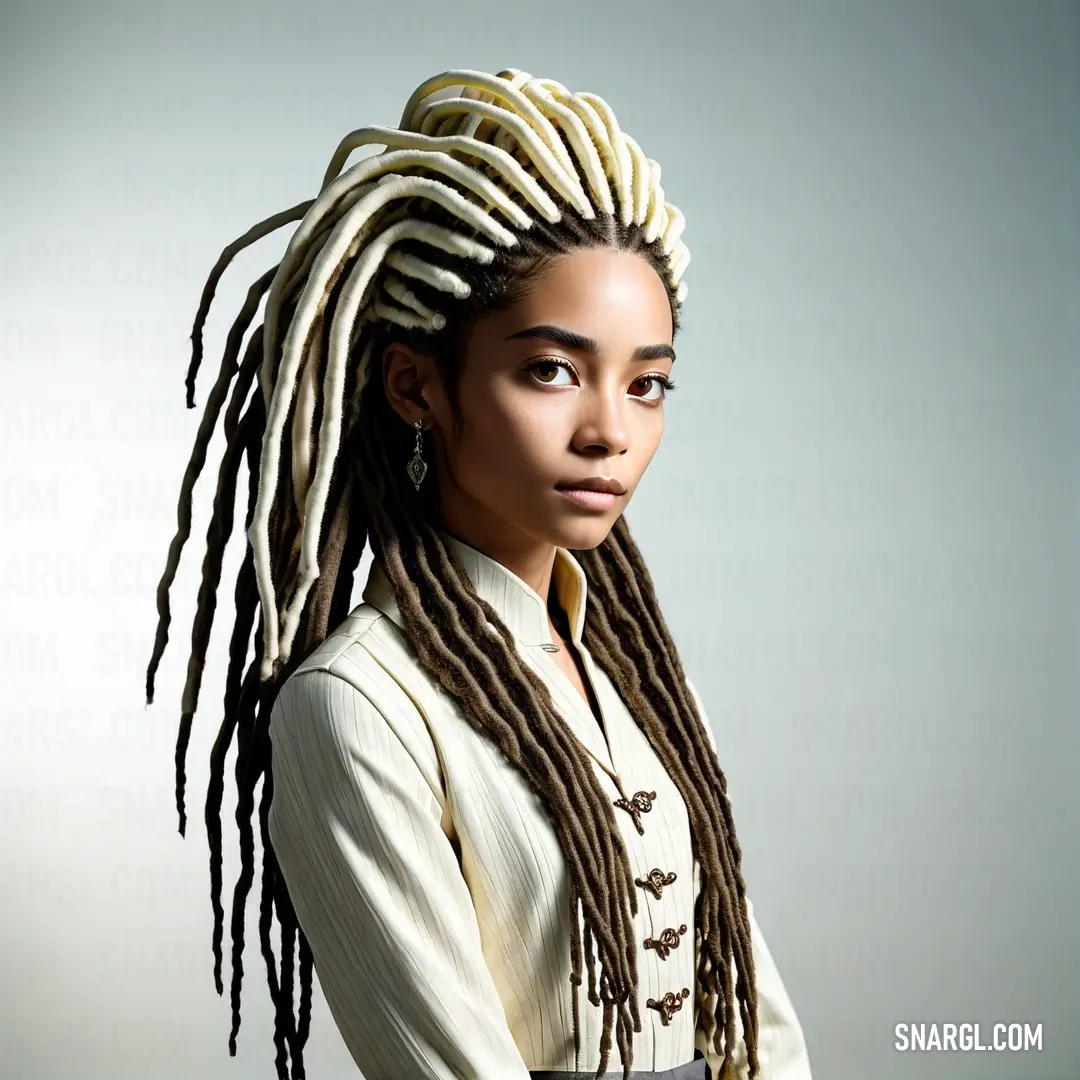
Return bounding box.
[646,987,690,1026]
[644,923,687,961]
[613,788,657,835]
[635,868,677,899]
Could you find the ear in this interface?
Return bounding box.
[381,341,439,427]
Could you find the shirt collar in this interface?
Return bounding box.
[360,531,588,649]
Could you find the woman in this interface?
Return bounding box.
[145,67,811,1080]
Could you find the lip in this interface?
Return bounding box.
[555,476,627,495]
[557,488,619,511]
[554,476,626,512]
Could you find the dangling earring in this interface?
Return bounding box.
[407,419,428,491]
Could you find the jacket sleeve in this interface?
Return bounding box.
[267,666,533,1080]
[686,678,813,1080]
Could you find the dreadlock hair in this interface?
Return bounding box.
[144,67,758,1080]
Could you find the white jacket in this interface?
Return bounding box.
[267,533,812,1079]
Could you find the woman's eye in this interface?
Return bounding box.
[631,376,669,402]
[529,359,575,385]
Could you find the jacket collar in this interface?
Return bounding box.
[361,530,588,649]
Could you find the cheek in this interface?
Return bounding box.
[627,414,664,481]
[448,386,563,485]
[645,411,665,459]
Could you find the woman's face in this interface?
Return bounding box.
[384,247,676,553]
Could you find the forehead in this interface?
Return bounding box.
[480,248,674,344]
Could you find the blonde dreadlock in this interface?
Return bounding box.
[145,67,757,1080]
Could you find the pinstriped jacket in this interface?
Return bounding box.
[267,533,812,1079]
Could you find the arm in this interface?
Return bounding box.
[686,678,813,1080]
[267,666,533,1080]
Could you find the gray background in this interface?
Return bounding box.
[1,1,1077,1077]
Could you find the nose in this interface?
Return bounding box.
[571,385,630,456]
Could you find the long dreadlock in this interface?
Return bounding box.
[145,67,758,1080]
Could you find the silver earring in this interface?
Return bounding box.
[407,420,428,491]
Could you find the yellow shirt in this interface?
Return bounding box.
[268,533,812,1079]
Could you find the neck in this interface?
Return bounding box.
[438,514,559,610]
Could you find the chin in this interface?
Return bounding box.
[544,514,621,552]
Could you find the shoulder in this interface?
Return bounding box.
[289,601,391,679]
[281,599,416,703]
[271,602,446,803]
[271,603,388,728]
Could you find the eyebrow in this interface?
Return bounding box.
[506,323,675,363]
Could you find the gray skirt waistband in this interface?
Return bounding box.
[530,1047,710,1080]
